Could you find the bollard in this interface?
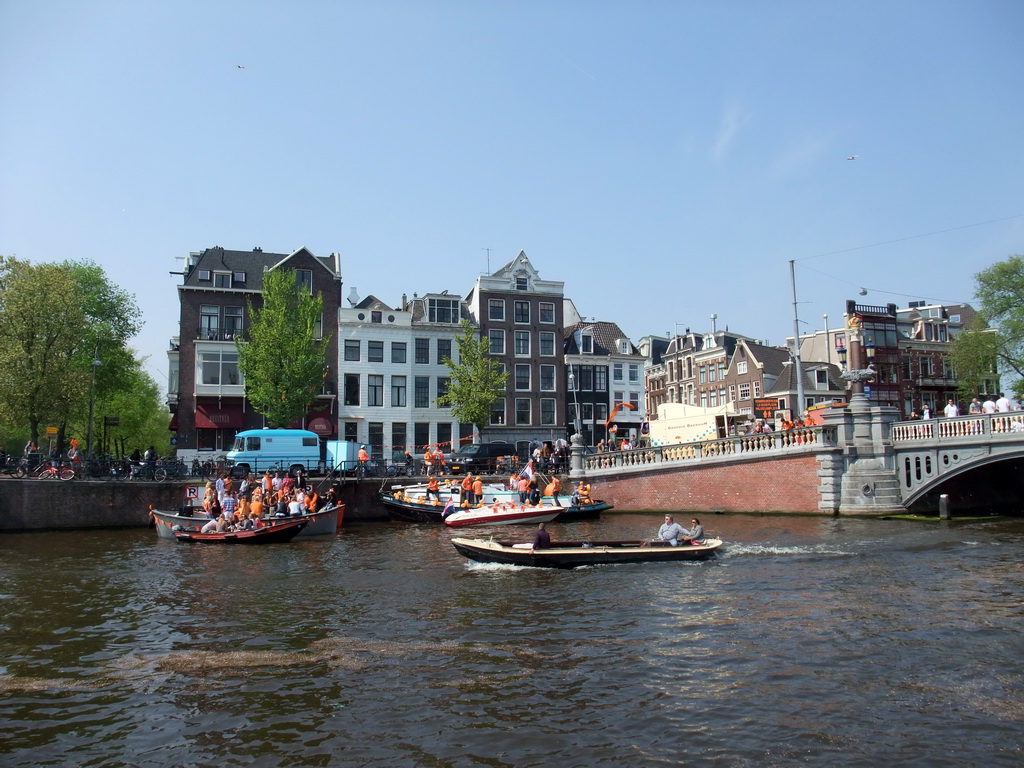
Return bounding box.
[939,494,950,520]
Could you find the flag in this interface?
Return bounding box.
[441,497,455,519]
[518,461,534,480]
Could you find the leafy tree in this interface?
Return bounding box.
[236,268,330,427]
[971,255,1024,397]
[437,320,509,436]
[950,317,1000,401]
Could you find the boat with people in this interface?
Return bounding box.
[174,518,308,544]
[450,536,723,568]
[380,481,610,523]
[149,503,343,538]
[442,501,564,528]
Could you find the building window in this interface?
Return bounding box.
[614,390,624,404]
[414,377,430,408]
[371,310,382,324]
[753,381,761,398]
[437,423,452,452]
[344,422,358,443]
[437,338,452,365]
[699,367,707,384]
[368,341,384,363]
[709,364,717,382]
[580,334,593,354]
[233,271,246,285]
[488,299,505,321]
[710,390,718,407]
[516,276,528,291]
[739,382,751,400]
[613,363,623,382]
[488,330,505,355]
[595,367,608,392]
[415,338,429,364]
[514,300,530,324]
[737,361,748,375]
[200,305,219,339]
[920,358,932,376]
[428,298,460,324]
[515,398,531,425]
[490,400,505,425]
[514,331,530,356]
[515,364,531,390]
[198,270,211,282]
[631,392,640,410]
[224,306,243,338]
[344,340,360,362]
[582,403,594,421]
[392,422,407,456]
[540,365,555,391]
[368,422,383,457]
[596,403,607,422]
[391,376,407,407]
[392,342,407,364]
[437,377,451,403]
[199,349,239,385]
[541,399,556,425]
[815,369,829,387]
[214,272,231,289]
[314,313,323,340]
[539,332,555,356]
[344,373,360,406]
[539,302,555,323]
[295,269,313,294]
[580,366,594,391]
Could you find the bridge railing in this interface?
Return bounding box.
[583,426,838,472]
[891,412,1024,443]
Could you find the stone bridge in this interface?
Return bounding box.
[574,398,1024,516]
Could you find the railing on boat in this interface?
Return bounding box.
[583,426,837,472]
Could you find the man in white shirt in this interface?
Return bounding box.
[996,392,1011,412]
[943,399,959,418]
[983,396,997,414]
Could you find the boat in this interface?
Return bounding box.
[451,536,723,568]
[149,503,344,538]
[442,502,563,528]
[380,485,610,523]
[174,518,308,544]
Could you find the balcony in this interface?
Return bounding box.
[195,327,243,342]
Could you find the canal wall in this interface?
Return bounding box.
[0,477,396,532]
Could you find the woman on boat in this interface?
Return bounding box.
[685,518,705,545]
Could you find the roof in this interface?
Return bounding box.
[182,246,338,291]
[564,321,638,356]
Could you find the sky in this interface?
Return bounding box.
[2,0,1023,394]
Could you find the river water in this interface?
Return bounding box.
[1,513,1021,767]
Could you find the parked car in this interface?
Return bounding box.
[448,442,517,475]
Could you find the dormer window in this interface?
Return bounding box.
[198,270,212,281]
[233,272,247,284]
[581,334,593,354]
[214,272,231,288]
[428,298,460,324]
[618,339,630,354]
[515,276,528,291]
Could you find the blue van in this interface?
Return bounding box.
[226,429,321,475]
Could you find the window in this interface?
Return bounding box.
[415,423,430,452]
[539,332,555,356]
[739,382,751,400]
[710,390,718,407]
[514,331,530,356]
[415,338,429,364]
[515,364,531,390]
[580,334,593,354]
[368,422,383,458]
[295,269,313,293]
[920,358,932,376]
[488,330,505,355]
[540,365,555,391]
[488,299,505,321]
[314,313,323,340]
[392,342,407,364]
[619,340,630,354]
[371,310,382,324]
[224,306,242,338]
[437,423,452,452]
[709,364,717,382]
[344,373,360,406]
[200,305,219,339]
[630,392,640,410]
[595,367,608,392]
[368,341,384,363]
[391,376,407,407]
[737,361,748,375]
[344,340,360,362]
[392,422,407,456]
[753,381,761,398]
[198,270,211,281]
[414,377,430,408]
[582,403,594,421]
[541,399,556,425]
[437,339,452,365]
[428,298,460,324]
[613,363,623,382]
[344,422,358,443]
[515,398,531,425]
[595,403,607,421]
[717,362,726,381]
[539,302,555,323]
[568,365,579,390]
[199,349,239,385]
[214,272,231,288]
[490,400,506,425]
[514,300,530,324]
[614,390,624,404]
[437,377,451,403]
[699,367,707,384]
[815,369,829,387]
[515,276,528,291]
[233,271,246,285]
[579,366,594,391]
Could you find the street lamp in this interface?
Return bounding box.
[567,367,582,436]
[86,348,101,458]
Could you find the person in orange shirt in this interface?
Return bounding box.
[461,475,474,505]
[472,476,484,507]
[544,476,562,507]
[305,487,319,512]
[517,476,530,504]
[250,495,264,519]
[426,475,440,501]
[423,446,434,474]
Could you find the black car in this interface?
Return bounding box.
[448,442,517,475]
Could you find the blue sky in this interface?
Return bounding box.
[2,0,1023,392]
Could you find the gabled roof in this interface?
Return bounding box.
[183,246,339,291]
[564,321,638,356]
[733,339,791,376]
[765,361,844,395]
[354,294,394,311]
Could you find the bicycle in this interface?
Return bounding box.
[36,462,75,481]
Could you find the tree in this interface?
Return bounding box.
[235,268,330,427]
[950,318,1000,401]
[971,255,1024,397]
[436,320,509,436]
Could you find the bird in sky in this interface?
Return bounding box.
[237,64,245,69]
[847,155,859,160]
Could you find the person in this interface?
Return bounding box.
[426,475,440,501]
[517,475,530,504]
[250,493,264,519]
[531,522,551,552]
[423,445,434,474]
[528,480,541,506]
[921,405,931,420]
[983,395,997,414]
[687,517,706,545]
[657,515,690,546]
[200,517,219,533]
[472,476,484,507]
[575,481,591,505]
[544,476,562,507]
[215,472,226,503]
[969,397,982,414]
[221,490,238,518]
[461,474,474,505]
[943,399,959,418]
[287,493,304,516]
[145,446,157,469]
[357,444,370,477]
[996,392,1011,412]
[432,446,446,474]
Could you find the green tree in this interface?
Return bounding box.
[971,255,1024,397]
[437,320,509,435]
[236,268,330,427]
[950,318,1000,401]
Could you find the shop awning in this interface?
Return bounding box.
[195,402,244,429]
[168,413,179,431]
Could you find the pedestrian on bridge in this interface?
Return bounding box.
[943,399,959,418]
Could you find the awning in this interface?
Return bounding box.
[308,416,335,435]
[168,413,179,431]
[195,402,244,429]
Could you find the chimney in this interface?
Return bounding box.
[347,287,360,307]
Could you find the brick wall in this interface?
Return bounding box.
[591,454,825,513]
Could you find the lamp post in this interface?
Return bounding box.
[86,347,101,458]
[823,313,831,367]
[789,260,806,418]
[836,316,876,398]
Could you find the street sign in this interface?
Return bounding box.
[46,426,58,437]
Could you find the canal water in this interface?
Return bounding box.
[1,514,1021,767]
